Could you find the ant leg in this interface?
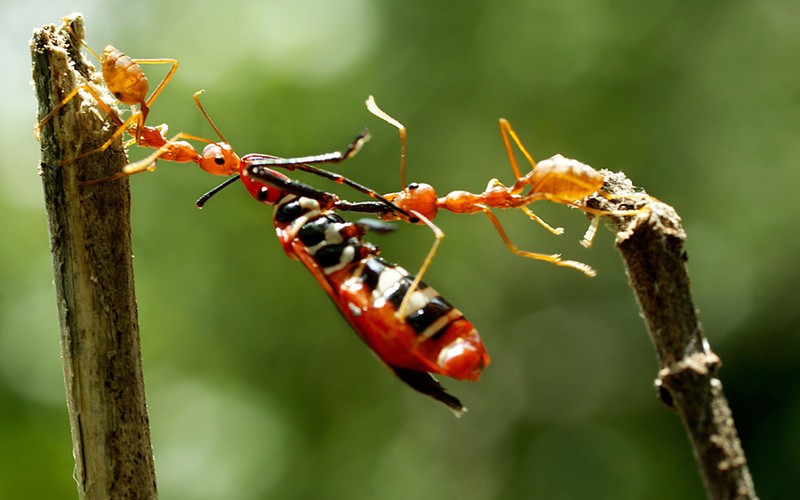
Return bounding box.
[492,189,562,235]
[119,130,219,176]
[82,131,210,184]
[365,95,408,187]
[35,84,141,166]
[515,190,650,247]
[397,210,445,320]
[117,141,175,177]
[66,109,145,165]
[135,58,180,110]
[518,206,565,236]
[35,84,120,140]
[478,178,563,235]
[575,193,653,247]
[499,118,538,185]
[580,217,600,248]
[480,207,596,277]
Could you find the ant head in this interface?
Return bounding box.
[383,182,438,222]
[199,143,240,176]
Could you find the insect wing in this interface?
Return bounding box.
[390,366,465,416]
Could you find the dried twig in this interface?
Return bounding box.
[586,171,757,500]
[31,14,157,499]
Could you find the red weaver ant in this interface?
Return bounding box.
[364,96,598,281]
[492,118,649,248]
[34,18,178,165]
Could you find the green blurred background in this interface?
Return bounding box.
[3,0,799,498]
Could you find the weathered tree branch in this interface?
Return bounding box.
[587,172,757,500]
[31,14,157,499]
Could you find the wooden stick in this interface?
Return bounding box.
[31,14,157,499]
[586,171,757,499]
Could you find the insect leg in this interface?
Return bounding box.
[397,210,444,319]
[499,118,538,184]
[135,58,180,110]
[480,207,596,277]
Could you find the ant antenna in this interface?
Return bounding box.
[193,90,228,143]
[366,95,408,187]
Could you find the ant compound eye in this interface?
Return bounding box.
[214,155,225,165]
[408,183,419,190]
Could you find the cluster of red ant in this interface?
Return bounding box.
[36,20,647,414]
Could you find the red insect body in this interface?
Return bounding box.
[236,155,490,413]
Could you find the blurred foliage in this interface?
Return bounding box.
[3,0,800,498]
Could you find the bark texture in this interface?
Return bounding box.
[587,171,757,500]
[31,14,157,499]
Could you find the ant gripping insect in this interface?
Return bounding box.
[112,89,415,228]
[364,96,597,281]
[120,91,483,414]
[34,18,178,164]
[196,141,490,415]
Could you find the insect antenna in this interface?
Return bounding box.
[195,174,241,208]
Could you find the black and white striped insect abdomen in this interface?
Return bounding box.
[272,194,489,411]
